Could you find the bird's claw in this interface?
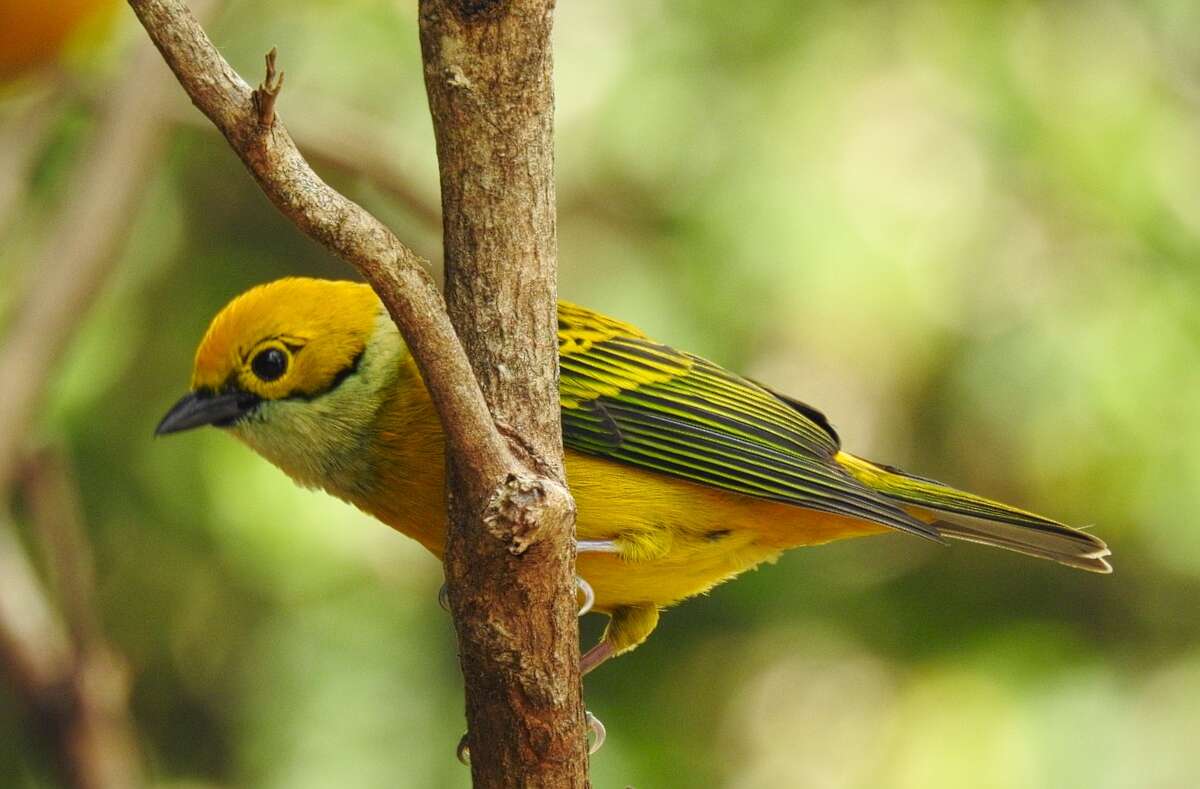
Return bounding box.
[586,709,606,755]
[440,577,594,617]
[455,710,605,766]
[576,576,595,617]
[456,733,470,765]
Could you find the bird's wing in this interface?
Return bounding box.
[557,302,941,541]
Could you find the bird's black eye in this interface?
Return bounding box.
[251,347,288,382]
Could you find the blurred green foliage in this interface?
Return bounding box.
[3,0,1199,786]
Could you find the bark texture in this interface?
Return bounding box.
[420,2,588,786]
[126,0,588,784]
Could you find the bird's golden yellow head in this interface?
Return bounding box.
[190,278,380,401]
[156,277,391,437]
[157,277,413,491]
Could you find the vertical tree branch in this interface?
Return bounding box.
[124,1,587,783]
[420,1,586,786]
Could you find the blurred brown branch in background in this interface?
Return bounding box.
[0,29,179,487]
[6,449,143,789]
[0,6,220,787]
[0,449,143,789]
[0,82,67,241]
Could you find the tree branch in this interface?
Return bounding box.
[125,0,587,783]
[420,1,587,785]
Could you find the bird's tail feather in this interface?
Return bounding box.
[836,452,1111,574]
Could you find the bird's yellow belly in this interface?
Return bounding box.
[360,441,886,612]
[565,452,886,611]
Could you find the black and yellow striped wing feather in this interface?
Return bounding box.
[557,302,941,541]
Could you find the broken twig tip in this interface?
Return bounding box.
[252,46,285,128]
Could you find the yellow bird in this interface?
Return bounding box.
[157,277,1110,673]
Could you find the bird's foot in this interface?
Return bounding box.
[576,539,621,554]
[456,733,469,765]
[575,575,595,617]
[586,710,606,754]
[456,710,606,765]
[439,575,595,617]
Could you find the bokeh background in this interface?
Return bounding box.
[2,1,1199,787]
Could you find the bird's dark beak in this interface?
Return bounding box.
[155,390,261,436]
